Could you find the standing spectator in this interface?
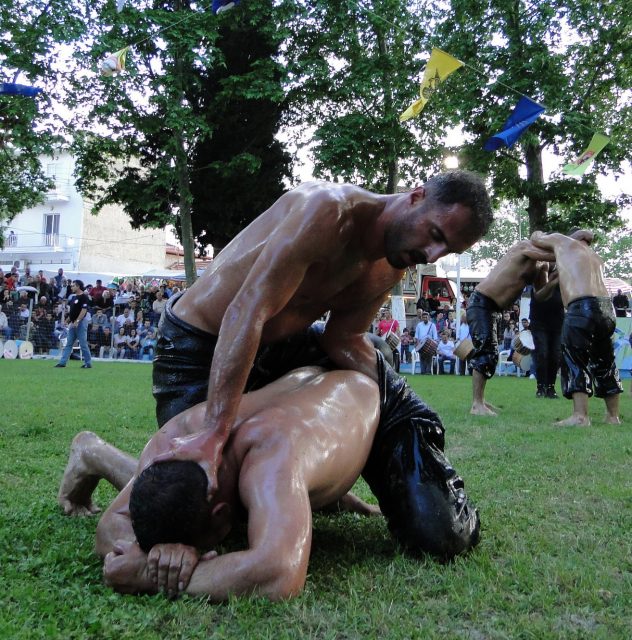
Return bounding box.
[530,230,622,426]
[414,311,438,375]
[427,293,441,319]
[19,266,32,286]
[436,332,456,375]
[530,264,564,398]
[54,280,93,369]
[400,328,412,364]
[612,289,629,318]
[91,279,106,308]
[54,268,64,291]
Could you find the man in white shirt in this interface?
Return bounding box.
[437,332,456,375]
[414,312,438,375]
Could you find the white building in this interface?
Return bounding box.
[0,151,166,282]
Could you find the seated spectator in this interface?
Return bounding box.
[88,323,102,357]
[113,327,129,360]
[33,312,56,354]
[435,312,449,335]
[98,326,114,358]
[92,309,109,328]
[126,328,140,360]
[0,304,12,340]
[140,327,157,359]
[33,296,50,322]
[115,308,135,333]
[437,332,456,375]
[502,320,517,351]
[151,291,166,325]
[98,290,114,318]
[138,318,153,340]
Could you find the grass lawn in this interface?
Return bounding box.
[0,359,630,639]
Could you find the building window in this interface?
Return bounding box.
[44,213,60,246]
[46,163,58,178]
[7,230,17,247]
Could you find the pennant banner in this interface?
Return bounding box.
[484,96,545,151]
[100,47,130,77]
[400,49,463,122]
[562,133,610,176]
[0,82,42,97]
[212,0,241,14]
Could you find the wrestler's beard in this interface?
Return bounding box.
[384,215,430,269]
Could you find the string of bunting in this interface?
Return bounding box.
[349,0,611,177]
[1,0,614,179]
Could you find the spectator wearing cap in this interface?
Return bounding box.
[54,280,93,369]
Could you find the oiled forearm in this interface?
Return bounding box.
[185,550,286,602]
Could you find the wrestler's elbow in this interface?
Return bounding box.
[261,563,307,601]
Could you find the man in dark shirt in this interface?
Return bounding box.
[612,289,629,318]
[530,264,565,398]
[54,280,93,369]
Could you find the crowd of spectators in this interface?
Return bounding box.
[0,263,183,360]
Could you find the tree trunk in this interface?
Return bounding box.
[524,143,547,234]
[173,0,197,286]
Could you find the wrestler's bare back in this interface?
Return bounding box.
[139,367,381,509]
[172,182,401,342]
[531,233,608,306]
[476,240,551,309]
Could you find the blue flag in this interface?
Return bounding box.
[0,82,43,97]
[484,97,545,151]
[212,0,241,14]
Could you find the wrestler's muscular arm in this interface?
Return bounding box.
[157,193,357,495]
[185,444,313,601]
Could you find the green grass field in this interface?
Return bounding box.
[1,360,630,639]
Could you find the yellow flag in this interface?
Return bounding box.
[100,47,130,77]
[400,49,463,122]
[562,133,610,176]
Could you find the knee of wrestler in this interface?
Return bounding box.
[367,333,395,368]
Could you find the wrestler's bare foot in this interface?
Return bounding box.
[324,492,382,517]
[470,403,497,416]
[485,401,500,412]
[554,415,591,427]
[604,414,621,425]
[58,431,103,516]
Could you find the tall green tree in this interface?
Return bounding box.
[0,0,82,241]
[69,0,292,280]
[434,0,632,233]
[287,0,448,194]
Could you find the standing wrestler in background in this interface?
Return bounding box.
[467,240,554,415]
[530,263,564,398]
[530,230,622,426]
